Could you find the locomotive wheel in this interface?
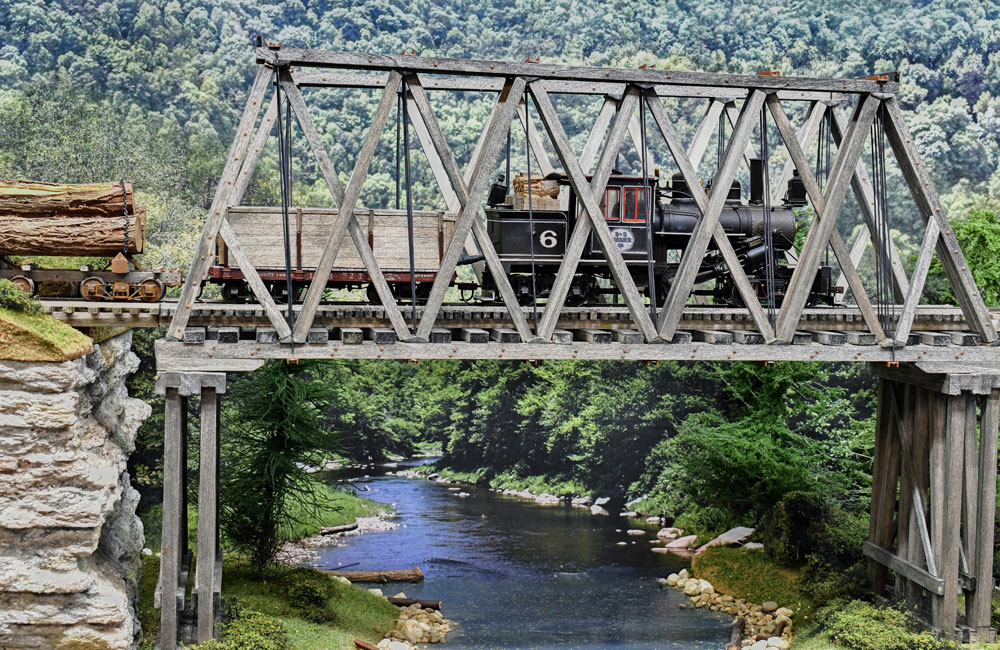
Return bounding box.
[222,280,249,304]
[138,278,165,302]
[10,275,35,295]
[80,276,107,301]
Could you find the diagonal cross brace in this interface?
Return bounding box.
[644,90,775,339]
[415,77,530,341]
[773,94,881,342]
[529,82,659,341]
[655,90,768,340]
[405,74,534,341]
[880,96,998,344]
[284,71,411,341]
[766,95,886,340]
[535,87,641,340]
[168,66,271,340]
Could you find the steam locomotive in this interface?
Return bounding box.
[481,164,834,307]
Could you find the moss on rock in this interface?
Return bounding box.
[0,307,92,361]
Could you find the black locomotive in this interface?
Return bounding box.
[482,164,834,307]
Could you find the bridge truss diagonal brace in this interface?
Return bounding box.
[529,82,659,342]
[534,87,640,340]
[414,76,534,342]
[828,104,911,302]
[773,94,881,342]
[654,90,771,341]
[405,74,534,343]
[880,96,998,344]
[766,95,885,341]
[167,67,272,341]
[287,70,411,341]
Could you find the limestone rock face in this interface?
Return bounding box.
[0,331,149,649]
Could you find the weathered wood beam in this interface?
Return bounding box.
[645,90,774,339]
[656,90,767,340]
[291,72,411,341]
[536,89,637,340]
[264,49,897,94]
[766,95,885,340]
[530,82,658,341]
[578,98,617,173]
[881,97,998,343]
[972,390,999,633]
[687,100,725,171]
[293,71,853,102]
[168,66,271,340]
[892,218,940,344]
[517,97,557,177]
[773,94,880,341]
[415,77,529,341]
[218,219,291,340]
[196,384,221,643]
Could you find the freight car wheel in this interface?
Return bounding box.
[80,276,107,301]
[222,280,249,304]
[138,278,165,302]
[10,275,35,295]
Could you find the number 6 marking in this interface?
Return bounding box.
[539,230,558,248]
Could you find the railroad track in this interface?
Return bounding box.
[39,299,1000,333]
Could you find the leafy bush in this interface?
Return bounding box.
[218,611,289,650]
[819,600,951,650]
[766,491,829,563]
[286,576,331,608]
[0,278,41,313]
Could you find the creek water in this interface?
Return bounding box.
[317,459,731,649]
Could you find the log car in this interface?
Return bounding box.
[210,206,458,303]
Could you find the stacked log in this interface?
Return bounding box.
[0,181,146,256]
[512,173,560,210]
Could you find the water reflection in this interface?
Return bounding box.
[318,461,731,649]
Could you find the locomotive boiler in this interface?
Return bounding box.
[483,164,834,307]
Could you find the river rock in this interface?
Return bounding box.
[620,511,638,517]
[743,542,764,550]
[694,526,755,554]
[678,569,689,580]
[666,534,697,549]
[368,588,384,597]
[767,637,789,650]
[616,541,627,546]
[650,547,672,554]
[666,573,679,586]
[456,492,470,498]
[571,496,593,507]
[535,493,561,505]
[775,607,793,617]
[683,581,701,596]
[750,641,768,650]
[626,529,645,536]
[645,516,662,525]
[658,527,683,538]
[590,505,610,516]
[594,497,611,506]
[762,600,779,613]
[448,487,461,491]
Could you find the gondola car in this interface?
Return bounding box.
[209,205,459,303]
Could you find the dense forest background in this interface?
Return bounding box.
[3,0,1000,545]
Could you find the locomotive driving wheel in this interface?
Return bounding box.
[80,276,107,301]
[9,275,35,295]
[138,278,165,302]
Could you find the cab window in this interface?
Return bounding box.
[623,187,647,222]
[577,187,621,221]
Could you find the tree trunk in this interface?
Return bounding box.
[319,567,424,583]
[0,181,135,218]
[0,208,146,256]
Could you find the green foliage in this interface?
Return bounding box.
[926,210,1000,306]
[0,278,41,313]
[286,577,331,610]
[766,492,830,564]
[220,361,339,576]
[692,547,816,621]
[818,600,952,650]
[205,609,290,650]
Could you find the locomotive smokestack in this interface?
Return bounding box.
[749,158,765,204]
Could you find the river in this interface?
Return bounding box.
[317,460,731,649]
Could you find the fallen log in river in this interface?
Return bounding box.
[386,596,441,610]
[319,567,424,583]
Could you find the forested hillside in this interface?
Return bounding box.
[4,0,1000,611]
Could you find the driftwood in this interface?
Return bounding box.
[725,617,746,650]
[320,567,424,583]
[353,640,378,650]
[751,619,787,642]
[386,596,441,610]
[0,181,145,255]
[319,522,359,535]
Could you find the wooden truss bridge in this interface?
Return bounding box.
[150,44,1000,647]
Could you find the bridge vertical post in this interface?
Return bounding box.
[155,372,227,648]
[867,363,1000,642]
[196,376,226,643]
